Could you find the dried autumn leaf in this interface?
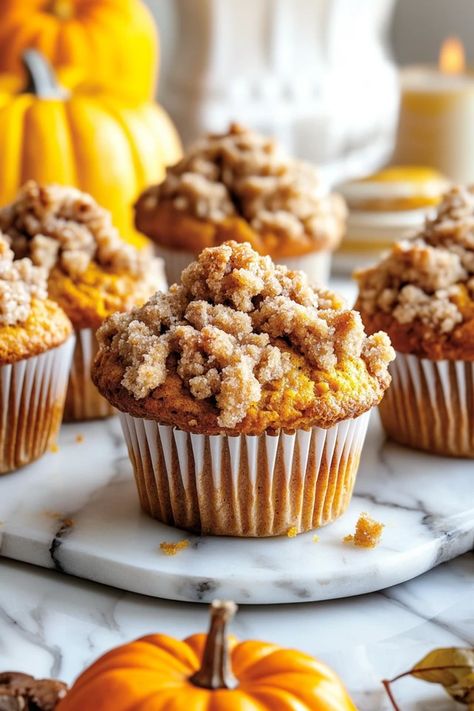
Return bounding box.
[382,647,474,710]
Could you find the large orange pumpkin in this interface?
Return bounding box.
[0,51,181,247]
[0,0,158,101]
[58,601,357,711]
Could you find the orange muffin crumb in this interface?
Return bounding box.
[93,241,394,435]
[135,123,346,258]
[75,434,84,444]
[0,182,163,330]
[49,443,59,453]
[344,513,384,549]
[356,185,474,360]
[159,539,190,556]
[287,526,298,538]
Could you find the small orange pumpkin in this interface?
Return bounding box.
[58,600,357,710]
[0,0,158,101]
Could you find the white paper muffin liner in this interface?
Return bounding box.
[119,410,371,537]
[64,328,116,422]
[0,337,75,474]
[155,244,332,286]
[379,351,474,458]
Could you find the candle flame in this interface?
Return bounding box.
[439,36,465,74]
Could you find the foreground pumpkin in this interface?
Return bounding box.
[0,0,158,101]
[0,50,181,248]
[58,600,357,711]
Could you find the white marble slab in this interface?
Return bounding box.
[0,413,473,604]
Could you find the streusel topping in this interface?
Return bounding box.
[0,182,152,279]
[356,185,474,334]
[97,241,393,428]
[0,234,47,327]
[141,124,346,248]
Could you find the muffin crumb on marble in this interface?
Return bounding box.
[343,513,384,549]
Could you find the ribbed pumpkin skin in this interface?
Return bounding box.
[58,634,357,711]
[0,0,158,101]
[0,85,181,246]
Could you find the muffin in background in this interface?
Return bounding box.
[0,235,73,473]
[356,185,474,457]
[335,166,449,273]
[135,123,346,285]
[0,182,167,421]
[93,240,394,537]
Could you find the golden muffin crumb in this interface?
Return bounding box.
[344,512,384,548]
[0,234,47,326]
[287,526,298,538]
[356,185,474,358]
[312,534,320,543]
[94,241,394,433]
[136,123,346,257]
[75,434,84,444]
[0,182,164,330]
[159,539,190,556]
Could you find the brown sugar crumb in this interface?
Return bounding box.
[287,526,298,538]
[75,434,84,444]
[49,442,59,453]
[97,241,394,429]
[144,123,346,249]
[356,185,474,335]
[344,512,384,549]
[0,181,151,279]
[0,233,47,327]
[159,539,190,556]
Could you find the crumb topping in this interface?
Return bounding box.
[0,182,152,279]
[142,124,346,248]
[97,241,394,429]
[356,185,474,334]
[159,539,189,556]
[0,233,47,327]
[343,512,384,549]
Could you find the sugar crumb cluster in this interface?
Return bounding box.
[97,241,394,428]
[141,123,346,248]
[0,181,151,279]
[356,185,474,333]
[0,234,47,327]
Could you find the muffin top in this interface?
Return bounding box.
[0,235,72,364]
[93,241,394,435]
[0,182,164,330]
[356,185,474,360]
[135,124,347,259]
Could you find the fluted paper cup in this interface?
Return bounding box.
[379,351,474,458]
[0,337,75,474]
[64,328,116,422]
[155,244,332,286]
[119,410,371,537]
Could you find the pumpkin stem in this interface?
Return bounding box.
[190,600,238,690]
[22,50,69,99]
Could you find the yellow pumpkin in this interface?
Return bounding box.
[0,0,158,101]
[58,600,357,711]
[0,51,181,247]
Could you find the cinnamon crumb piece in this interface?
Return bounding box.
[312,534,320,543]
[344,512,384,549]
[0,233,47,326]
[49,443,59,453]
[75,434,84,444]
[287,526,298,538]
[159,539,190,556]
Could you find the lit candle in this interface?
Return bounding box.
[393,37,474,183]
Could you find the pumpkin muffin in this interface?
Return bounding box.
[0,234,73,473]
[0,181,166,421]
[93,240,394,536]
[356,184,474,457]
[135,123,346,285]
